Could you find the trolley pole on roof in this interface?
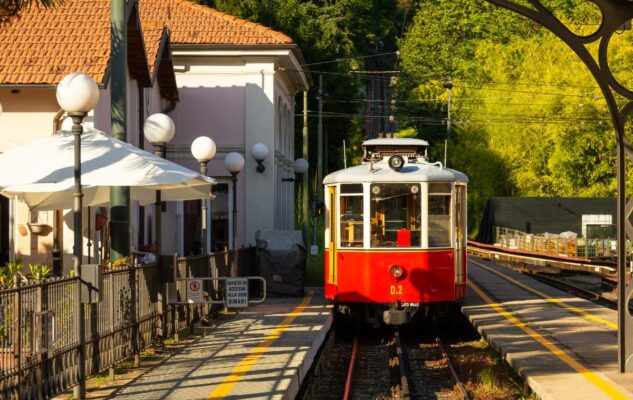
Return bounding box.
[443,78,453,169]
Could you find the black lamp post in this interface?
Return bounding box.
[143,113,175,342]
[56,72,100,400]
[223,152,244,251]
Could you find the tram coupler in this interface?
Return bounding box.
[383,302,412,325]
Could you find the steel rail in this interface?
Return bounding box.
[394,328,411,400]
[436,336,470,400]
[525,271,618,309]
[467,241,617,281]
[342,329,358,400]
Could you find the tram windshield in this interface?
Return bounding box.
[429,183,451,247]
[340,184,364,247]
[370,183,421,247]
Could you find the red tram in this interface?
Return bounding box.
[323,138,468,325]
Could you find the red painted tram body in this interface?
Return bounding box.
[323,138,468,325]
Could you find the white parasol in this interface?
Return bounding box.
[0,128,215,210]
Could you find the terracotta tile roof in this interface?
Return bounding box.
[139,0,294,46]
[0,0,111,84]
[142,22,166,78]
[0,0,294,85]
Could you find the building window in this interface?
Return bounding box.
[211,183,230,252]
[582,214,613,238]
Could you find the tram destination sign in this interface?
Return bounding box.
[226,278,249,308]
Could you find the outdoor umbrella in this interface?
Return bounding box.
[0,128,215,210]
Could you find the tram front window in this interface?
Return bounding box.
[370,183,421,248]
[429,183,452,247]
[340,184,364,247]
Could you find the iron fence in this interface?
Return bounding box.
[0,247,255,399]
[494,227,632,259]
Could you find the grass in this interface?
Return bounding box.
[449,339,535,400]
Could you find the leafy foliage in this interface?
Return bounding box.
[0,0,64,23]
[396,0,624,234]
[194,0,407,176]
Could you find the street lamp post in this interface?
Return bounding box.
[143,113,175,340]
[191,136,217,254]
[56,72,100,400]
[224,152,244,251]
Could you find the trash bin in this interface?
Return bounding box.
[255,230,306,296]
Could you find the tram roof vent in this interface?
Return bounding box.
[362,138,429,163]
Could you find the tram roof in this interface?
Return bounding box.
[363,138,429,147]
[323,162,468,184]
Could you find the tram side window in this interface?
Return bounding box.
[340,187,363,247]
[428,183,451,247]
[370,183,421,248]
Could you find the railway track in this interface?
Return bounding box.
[301,320,470,399]
[342,327,469,400]
[470,256,620,311]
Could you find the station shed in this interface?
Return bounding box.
[476,197,616,244]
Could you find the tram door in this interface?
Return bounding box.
[454,185,467,285]
[327,186,338,285]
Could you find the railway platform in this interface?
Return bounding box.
[111,288,332,400]
[464,257,633,400]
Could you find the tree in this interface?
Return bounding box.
[396,0,620,234]
[1,0,63,22]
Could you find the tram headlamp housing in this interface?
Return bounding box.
[388,154,405,172]
[390,264,405,279]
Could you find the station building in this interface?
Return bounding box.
[0,0,311,269]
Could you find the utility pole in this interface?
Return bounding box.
[302,91,309,227]
[110,0,129,262]
[317,75,324,201]
[443,78,453,168]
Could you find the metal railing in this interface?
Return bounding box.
[0,246,255,399]
[494,227,631,259]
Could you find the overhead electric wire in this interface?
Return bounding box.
[300,51,398,67]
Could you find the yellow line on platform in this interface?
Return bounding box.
[470,259,617,330]
[468,281,627,400]
[207,292,315,399]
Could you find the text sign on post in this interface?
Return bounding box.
[226,278,249,308]
[187,279,204,303]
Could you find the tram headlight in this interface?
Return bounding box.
[390,264,405,279]
[388,154,405,172]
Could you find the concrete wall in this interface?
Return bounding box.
[167,55,298,247]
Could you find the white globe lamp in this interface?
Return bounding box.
[191,136,217,163]
[294,158,309,174]
[144,113,175,145]
[224,152,245,174]
[250,143,269,173]
[56,72,99,113]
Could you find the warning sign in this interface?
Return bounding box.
[187,279,204,303]
[226,278,249,308]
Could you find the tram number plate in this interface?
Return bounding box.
[390,285,403,295]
